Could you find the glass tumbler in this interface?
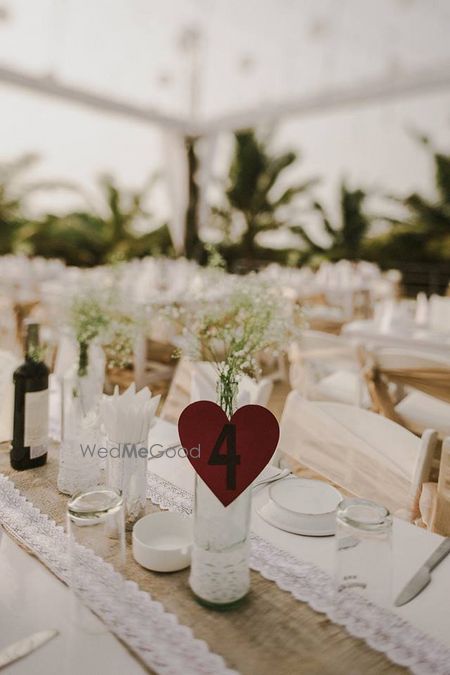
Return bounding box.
[335,498,392,608]
[105,439,148,530]
[67,488,126,632]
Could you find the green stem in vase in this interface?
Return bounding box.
[78,340,89,378]
[217,369,238,418]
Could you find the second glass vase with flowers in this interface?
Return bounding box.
[57,291,142,495]
[58,296,108,495]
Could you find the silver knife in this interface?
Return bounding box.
[395,537,450,607]
[0,629,58,669]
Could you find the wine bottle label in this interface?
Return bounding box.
[24,389,49,450]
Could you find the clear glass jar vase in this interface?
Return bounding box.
[189,373,252,608]
[57,346,104,495]
[60,341,105,441]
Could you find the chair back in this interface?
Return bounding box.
[370,348,450,371]
[279,391,438,519]
[160,358,192,424]
[289,331,361,401]
[363,347,450,420]
[429,295,450,334]
[431,437,450,536]
[297,330,352,352]
[160,358,273,424]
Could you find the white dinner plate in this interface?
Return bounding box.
[257,477,342,537]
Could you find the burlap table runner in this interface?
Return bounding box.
[0,449,406,675]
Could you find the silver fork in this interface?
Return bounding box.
[252,468,291,489]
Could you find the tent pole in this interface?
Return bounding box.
[184,136,204,262]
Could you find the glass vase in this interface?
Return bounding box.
[57,353,104,495]
[60,342,105,440]
[189,374,251,608]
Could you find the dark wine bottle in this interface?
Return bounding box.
[11,322,49,470]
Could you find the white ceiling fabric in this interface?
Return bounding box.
[1,0,450,133]
[1,0,450,248]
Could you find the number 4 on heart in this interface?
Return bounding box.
[208,424,241,490]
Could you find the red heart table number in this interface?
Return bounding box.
[178,400,280,506]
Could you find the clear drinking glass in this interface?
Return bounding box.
[106,439,147,530]
[67,488,125,632]
[335,498,392,608]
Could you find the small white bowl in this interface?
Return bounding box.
[132,512,193,572]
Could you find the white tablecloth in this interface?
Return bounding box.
[2,417,450,674]
[343,320,450,355]
[148,418,450,651]
[0,532,145,675]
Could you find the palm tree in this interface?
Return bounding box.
[364,137,450,265]
[0,154,43,254]
[293,182,371,261]
[96,173,158,261]
[0,153,88,257]
[214,130,316,259]
[396,137,450,259]
[184,137,204,261]
[20,173,173,265]
[403,135,450,230]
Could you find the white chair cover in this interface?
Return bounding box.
[363,347,450,437]
[191,361,273,408]
[289,332,366,407]
[419,437,450,536]
[160,359,273,424]
[429,295,450,334]
[279,391,437,519]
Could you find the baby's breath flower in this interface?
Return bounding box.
[163,274,304,417]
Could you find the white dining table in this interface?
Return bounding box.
[1,417,450,674]
[148,418,450,651]
[0,531,146,674]
[342,320,450,355]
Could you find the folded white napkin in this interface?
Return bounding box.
[415,292,429,326]
[100,383,160,444]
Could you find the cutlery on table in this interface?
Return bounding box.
[0,630,58,670]
[252,468,291,490]
[394,537,450,607]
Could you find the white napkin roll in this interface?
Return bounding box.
[100,383,160,446]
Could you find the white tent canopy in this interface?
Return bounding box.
[2,0,450,132]
[1,0,450,250]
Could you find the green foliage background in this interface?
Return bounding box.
[1,131,450,272]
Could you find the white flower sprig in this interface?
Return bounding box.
[166,274,303,416]
[69,295,109,376]
[69,292,142,376]
[103,312,140,371]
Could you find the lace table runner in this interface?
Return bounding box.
[147,471,450,675]
[1,453,450,675]
[0,474,236,675]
